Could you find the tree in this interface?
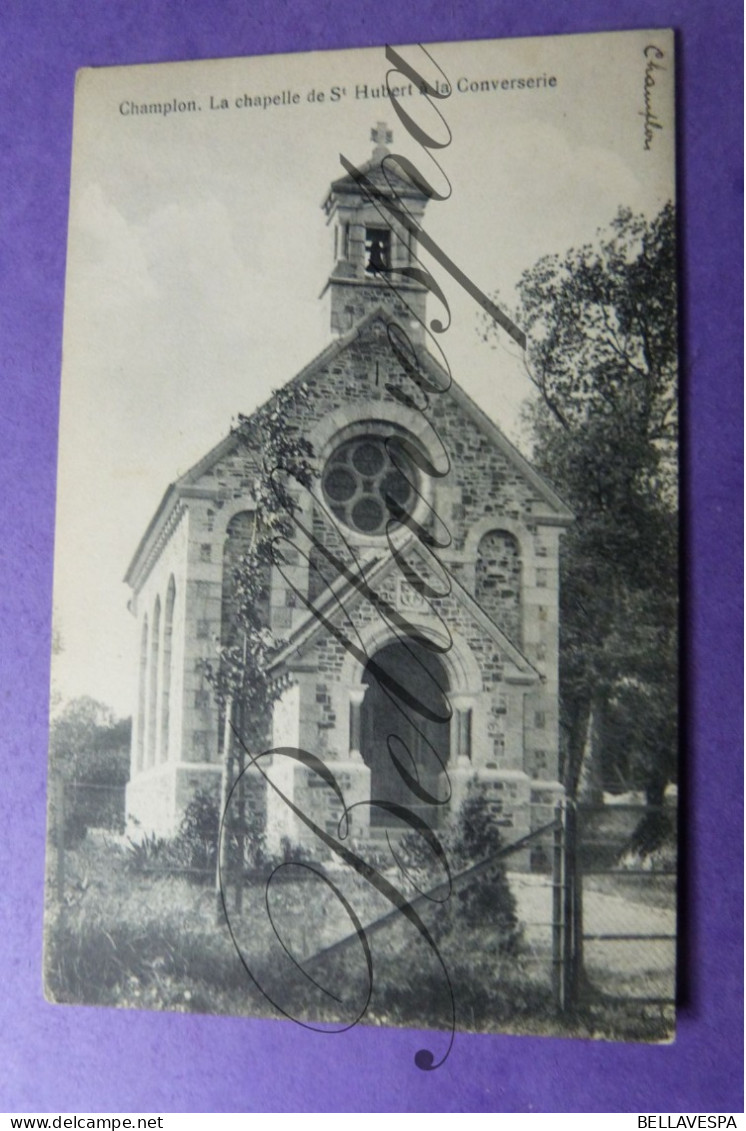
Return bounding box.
[50,696,131,785]
[205,382,317,914]
[49,697,131,841]
[484,204,678,806]
[206,382,317,746]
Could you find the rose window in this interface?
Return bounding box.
[322,436,415,535]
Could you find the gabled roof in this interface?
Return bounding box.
[269,534,541,683]
[125,303,572,590]
[325,150,428,208]
[123,431,240,590]
[277,303,572,521]
[410,344,574,523]
[287,304,573,523]
[124,319,381,588]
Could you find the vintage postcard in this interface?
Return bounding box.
[46,30,678,1065]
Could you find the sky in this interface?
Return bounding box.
[51,30,675,716]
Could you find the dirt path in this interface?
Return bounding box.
[508,871,676,998]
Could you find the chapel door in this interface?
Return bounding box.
[361,639,450,827]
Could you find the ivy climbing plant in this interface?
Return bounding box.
[206,381,317,751]
[206,382,318,914]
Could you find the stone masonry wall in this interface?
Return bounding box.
[130,317,565,839]
[475,530,522,644]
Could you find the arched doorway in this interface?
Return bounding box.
[361,638,451,827]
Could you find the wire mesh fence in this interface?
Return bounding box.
[54,777,127,841]
[49,778,676,1021]
[571,802,677,1007]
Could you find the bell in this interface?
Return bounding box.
[367,234,388,274]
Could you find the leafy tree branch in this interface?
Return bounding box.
[483,203,678,809]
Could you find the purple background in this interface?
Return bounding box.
[0,0,742,1113]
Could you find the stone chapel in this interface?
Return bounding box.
[124,125,572,854]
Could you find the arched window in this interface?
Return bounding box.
[136,615,148,772]
[160,577,175,763]
[221,512,270,635]
[475,530,522,644]
[147,596,161,767]
[364,228,391,274]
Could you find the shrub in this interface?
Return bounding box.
[126,831,186,871]
[178,789,220,871]
[127,789,267,877]
[395,785,521,953]
[126,792,218,875]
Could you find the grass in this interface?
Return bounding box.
[583,871,676,911]
[44,837,673,1041]
[45,840,266,1015]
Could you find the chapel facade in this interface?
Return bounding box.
[124,126,571,854]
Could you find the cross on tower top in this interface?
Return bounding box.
[371,121,393,156]
[324,117,429,338]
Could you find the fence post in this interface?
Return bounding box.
[551,802,565,1010]
[570,803,584,1002]
[565,805,583,1008]
[56,773,66,909]
[216,697,235,924]
[234,700,246,916]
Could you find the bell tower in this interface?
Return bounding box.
[321,122,430,338]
